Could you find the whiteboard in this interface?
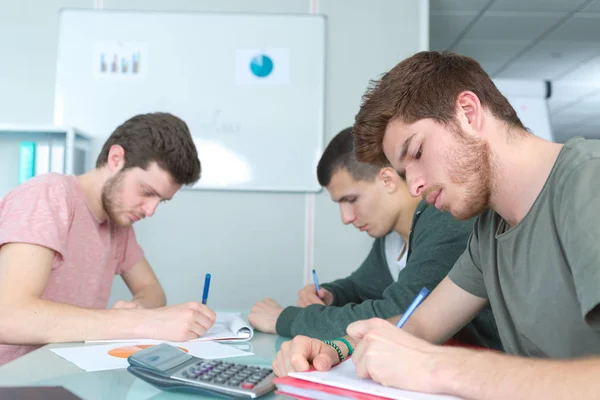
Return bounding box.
[55,10,326,192]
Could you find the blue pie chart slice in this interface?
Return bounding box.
[250,54,274,78]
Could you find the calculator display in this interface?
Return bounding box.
[129,344,193,372]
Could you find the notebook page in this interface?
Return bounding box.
[289,361,462,400]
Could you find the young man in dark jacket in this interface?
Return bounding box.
[249,127,501,350]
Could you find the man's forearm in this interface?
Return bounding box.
[433,347,600,400]
[386,314,425,339]
[132,283,166,308]
[0,299,152,344]
[386,314,452,344]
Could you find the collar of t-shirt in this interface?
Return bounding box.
[384,231,408,282]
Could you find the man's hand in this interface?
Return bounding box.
[142,302,217,342]
[347,318,440,392]
[296,284,334,307]
[248,298,284,334]
[112,300,143,309]
[272,335,341,376]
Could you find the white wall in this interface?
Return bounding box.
[0,0,91,197]
[0,0,426,309]
[314,0,427,287]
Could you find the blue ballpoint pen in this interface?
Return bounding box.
[396,287,430,328]
[202,273,211,305]
[312,269,321,293]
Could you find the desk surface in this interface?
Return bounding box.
[0,331,291,399]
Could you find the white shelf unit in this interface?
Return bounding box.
[0,124,93,175]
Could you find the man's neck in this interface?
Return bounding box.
[393,196,420,242]
[488,133,563,227]
[77,170,109,222]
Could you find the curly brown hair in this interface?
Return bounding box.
[96,112,201,185]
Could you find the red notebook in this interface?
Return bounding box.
[273,361,461,400]
[275,375,391,400]
[273,341,483,399]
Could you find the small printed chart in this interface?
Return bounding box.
[107,344,188,359]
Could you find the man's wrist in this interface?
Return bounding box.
[271,309,283,333]
[332,337,354,356]
[265,313,279,334]
[128,308,153,338]
[346,336,358,351]
[335,336,357,357]
[429,345,479,395]
[322,340,345,362]
[319,285,335,305]
[324,289,334,305]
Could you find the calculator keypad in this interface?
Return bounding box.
[178,360,273,389]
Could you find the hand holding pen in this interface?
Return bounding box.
[346,287,443,393]
[296,269,334,307]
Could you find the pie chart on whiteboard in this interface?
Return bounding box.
[250,54,274,78]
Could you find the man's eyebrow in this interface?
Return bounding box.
[399,133,417,163]
[145,184,173,201]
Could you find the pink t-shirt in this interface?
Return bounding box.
[0,173,144,365]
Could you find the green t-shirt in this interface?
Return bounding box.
[449,137,600,358]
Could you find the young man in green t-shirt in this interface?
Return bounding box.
[273,51,600,399]
[249,127,501,350]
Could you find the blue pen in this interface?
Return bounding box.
[202,273,211,305]
[396,287,430,328]
[312,269,321,293]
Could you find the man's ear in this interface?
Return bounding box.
[378,167,399,193]
[456,90,484,137]
[106,145,126,172]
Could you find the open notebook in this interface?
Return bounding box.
[86,312,254,343]
[274,360,462,400]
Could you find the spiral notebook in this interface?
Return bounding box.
[86,312,254,343]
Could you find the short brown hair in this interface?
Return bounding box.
[353,51,526,165]
[96,112,201,185]
[317,127,383,187]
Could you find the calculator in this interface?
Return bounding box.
[126,343,275,398]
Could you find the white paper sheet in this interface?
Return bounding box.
[289,361,462,400]
[50,341,253,372]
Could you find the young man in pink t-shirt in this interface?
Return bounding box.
[0,112,216,365]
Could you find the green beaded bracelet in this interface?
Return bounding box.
[322,339,344,362]
[332,337,354,356]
